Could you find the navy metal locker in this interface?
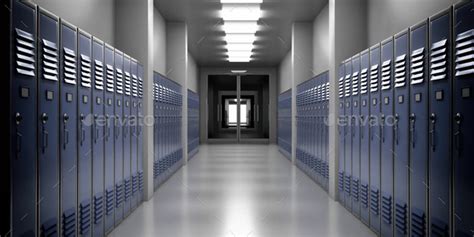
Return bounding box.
[137,64,144,202]
[60,19,78,237]
[91,38,105,237]
[153,75,159,189]
[393,29,410,237]
[369,44,381,234]
[77,29,92,237]
[337,63,346,204]
[409,20,429,237]
[351,54,361,218]
[359,49,371,225]
[380,37,395,237]
[114,49,124,225]
[130,59,139,209]
[122,55,132,216]
[453,1,474,236]
[429,8,452,237]
[8,1,38,236]
[344,59,353,210]
[103,44,115,233]
[38,8,60,236]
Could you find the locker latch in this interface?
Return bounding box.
[105,115,110,141]
[63,113,69,149]
[41,113,49,153]
[15,112,23,159]
[381,114,385,143]
[80,114,85,146]
[409,113,416,148]
[454,113,463,153]
[94,115,99,144]
[430,113,436,152]
[394,114,399,145]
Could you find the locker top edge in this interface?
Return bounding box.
[394,28,409,39]
[370,42,381,50]
[60,18,76,31]
[124,53,131,59]
[381,35,394,45]
[409,18,429,31]
[131,58,138,63]
[93,36,104,44]
[351,52,360,60]
[454,0,472,9]
[38,6,59,20]
[115,48,123,55]
[429,6,452,21]
[360,48,369,55]
[78,28,92,38]
[105,43,114,50]
[21,0,37,9]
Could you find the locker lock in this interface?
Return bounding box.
[15,113,22,125]
[454,113,462,124]
[63,114,69,123]
[41,113,48,124]
[430,113,436,123]
[80,114,85,121]
[409,113,416,121]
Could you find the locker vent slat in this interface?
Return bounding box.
[381,193,393,224]
[352,178,359,201]
[344,74,351,97]
[94,60,104,90]
[360,182,369,208]
[63,47,76,84]
[124,71,132,96]
[360,68,369,94]
[370,64,379,92]
[80,54,92,88]
[338,76,345,98]
[15,28,36,76]
[132,74,139,97]
[41,217,58,237]
[79,199,91,234]
[455,29,474,76]
[42,39,59,81]
[411,208,426,237]
[381,60,392,90]
[93,193,104,224]
[395,54,407,88]
[115,68,124,94]
[352,71,359,95]
[106,64,115,93]
[105,187,114,215]
[62,208,76,237]
[370,187,380,215]
[431,217,449,237]
[410,47,425,85]
[430,39,448,81]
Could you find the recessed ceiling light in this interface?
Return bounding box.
[222,21,259,33]
[227,51,253,57]
[225,33,256,43]
[228,58,251,62]
[221,0,263,3]
[221,4,261,21]
[225,43,254,51]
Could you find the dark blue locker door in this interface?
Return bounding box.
[122,55,132,216]
[393,30,410,237]
[38,9,60,236]
[130,59,138,209]
[153,76,159,188]
[113,50,124,225]
[351,55,361,218]
[103,44,115,233]
[337,63,345,204]
[369,44,381,234]
[91,38,104,237]
[454,1,474,236]
[359,50,371,225]
[344,60,353,210]
[77,30,92,237]
[137,64,144,202]
[380,38,395,237]
[60,20,78,237]
[10,1,37,236]
[409,21,429,237]
[429,9,452,237]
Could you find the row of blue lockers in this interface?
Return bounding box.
[3,1,144,237]
[188,89,200,159]
[296,72,330,191]
[338,2,473,236]
[153,73,184,189]
[277,89,292,158]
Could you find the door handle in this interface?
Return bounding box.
[360,115,365,139]
[123,116,128,138]
[80,114,85,146]
[409,113,416,148]
[381,114,385,143]
[370,115,375,141]
[352,116,356,138]
[394,114,399,145]
[15,112,23,159]
[454,113,462,154]
[41,113,49,153]
[105,115,110,141]
[115,115,120,139]
[430,113,436,152]
[94,115,99,144]
[63,113,69,149]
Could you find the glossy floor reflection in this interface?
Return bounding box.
[109,144,375,237]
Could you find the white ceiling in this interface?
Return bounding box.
[154,0,328,67]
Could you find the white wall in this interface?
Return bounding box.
[153,7,167,74]
[187,53,199,93]
[278,51,292,93]
[32,0,115,45]
[367,0,456,45]
[313,4,330,76]
[166,22,188,85]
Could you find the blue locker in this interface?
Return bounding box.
[351,54,361,218]
[77,29,92,237]
[337,63,346,204]
[380,37,395,237]
[359,50,371,225]
[409,20,429,237]
[60,19,78,237]
[393,29,410,237]
[344,60,353,210]
[153,75,159,189]
[38,8,60,236]
[114,49,124,225]
[137,64,144,202]
[130,59,139,209]
[103,44,115,233]
[91,38,105,237]
[122,55,132,216]
[369,44,381,234]
[324,76,330,190]
[9,1,38,236]
[429,8,452,237]
[453,1,474,236]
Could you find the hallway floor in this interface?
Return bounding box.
[109,144,374,237]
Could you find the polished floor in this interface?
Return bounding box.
[110,144,375,237]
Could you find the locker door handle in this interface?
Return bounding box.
[454,113,462,153]
[80,114,85,146]
[410,114,416,148]
[370,116,375,141]
[63,114,69,149]
[430,113,436,152]
[394,114,399,145]
[123,116,128,138]
[15,113,23,159]
[105,115,110,141]
[94,115,99,144]
[360,116,365,139]
[381,115,385,143]
[351,116,356,138]
[41,113,49,152]
[115,115,120,139]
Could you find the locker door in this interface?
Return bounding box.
[325,78,330,190]
[137,64,144,202]
[9,1,38,236]
[380,38,395,237]
[393,30,410,237]
[130,59,139,209]
[77,30,92,237]
[409,21,429,237]
[103,44,115,233]
[359,50,371,225]
[337,63,346,204]
[344,60,353,210]
[91,38,104,237]
[122,55,132,216]
[38,8,60,236]
[114,50,124,225]
[153,75,159,188]
[351,55,361,218]
[369,44,381,234]
[60,20,78,237]
[453,1,474,236]
[429,8,452,237]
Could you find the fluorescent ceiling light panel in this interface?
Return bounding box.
[225,43,254,51]
[223,22,259,33]
[221,4,261,21]
[221,0,262,3]
[227,51,253,57]
[225,33,256,43]
[228,58,251,62]
[231,70,248,73]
